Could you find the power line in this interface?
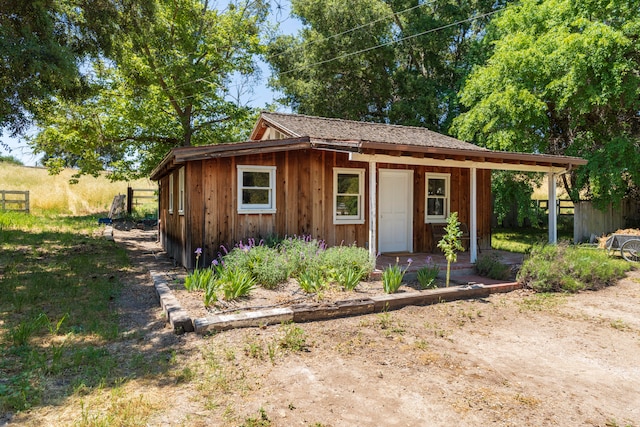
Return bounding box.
[279,8,505,76]
[267,1,428,61]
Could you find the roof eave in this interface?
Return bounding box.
[358,140,587,170]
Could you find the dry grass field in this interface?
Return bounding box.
[0,163,156,215]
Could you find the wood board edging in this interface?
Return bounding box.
[191,282,522,334]
[150,270,194,334]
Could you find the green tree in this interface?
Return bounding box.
[452,0,640,208]
[491,171,542,227]
[30,0,268,181]
[0,0,116,140]
[267,0,507,132]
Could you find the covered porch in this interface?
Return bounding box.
[351,150,587,264]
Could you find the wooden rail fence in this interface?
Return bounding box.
[1,190,30,213]
[126,187,157,215]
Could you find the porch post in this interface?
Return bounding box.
[368,161,377,259]
[470,167,478,263]
[548,171,557,244]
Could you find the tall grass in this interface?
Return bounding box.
[0,163,155,215]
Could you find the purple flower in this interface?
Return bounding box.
[194,247,202,255]
[212,259,219,266]
[220,245,229,254]
[407,258,413,264]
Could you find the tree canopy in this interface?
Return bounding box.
[0,0,115,140]
[266,0,506,132]
[452,0,640,207]
[26,0,268,181]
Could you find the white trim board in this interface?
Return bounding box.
[349,153,567,174]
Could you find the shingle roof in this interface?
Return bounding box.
[256,112,489,152]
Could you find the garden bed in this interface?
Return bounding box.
[166,271,449,321]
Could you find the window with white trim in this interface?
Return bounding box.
[178,167,185,215]
[425,173,450,222]
[168,173,174,214]
[237,165,276,213]
[333,168,365,224]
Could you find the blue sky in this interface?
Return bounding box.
[1,4,302,166]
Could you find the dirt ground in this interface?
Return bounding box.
[12,228,640,426]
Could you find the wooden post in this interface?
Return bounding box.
[127,186,133,215]
[368,160,377,259]
[24,191,29,213]
[470,167,478,263]
[548,172,557,244]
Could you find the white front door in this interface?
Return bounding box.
[378,169,413,253]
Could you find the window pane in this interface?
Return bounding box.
[427,198,444,216]
[242,189,269,205]
[243,171,270,188]
[428,178,446,196]
[337,173,360,194]
[336,195,359,216]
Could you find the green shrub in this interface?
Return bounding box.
[184,267,215,291]
[203,280,221,307]
[278,235,326,277]
[517,243,630,293]
[333,267,363,291]
[319,245,374,278]
[475,253,512,280]
[244,245,289,289]
[297,269,326,294]
[219,268,256,300]
[416,258,439,289]
[382,259,412,293]
[212,236,374,297]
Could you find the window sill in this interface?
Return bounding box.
[238,209,276,214]
[334,219,365,225]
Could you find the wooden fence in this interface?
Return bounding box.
[534,199,575,216]
[574,199,640,243]
[126,187,157,215]
[0,190,29,213]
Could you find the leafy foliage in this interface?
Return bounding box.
[453,0,640,207]
[0,155,23,165]
[416,259,439,289]
[492,171,542,227]
[198,235,374,302]
[297,269,327,294]
[267,0,507,132]
[437,212,465,287]
[517,243,630,292]
[220,268,256,300]
[30,0,268,181]
[0,0,112,137]
[475,253,511,280]
[382,258,412,294]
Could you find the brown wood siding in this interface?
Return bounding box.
[379,164,491,253]
[156,149,492,268]
[158,169,185,264]
[177,149,369,266]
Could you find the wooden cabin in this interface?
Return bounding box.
[150,112,587,269]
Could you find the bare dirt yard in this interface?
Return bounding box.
[12,228,640,427]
